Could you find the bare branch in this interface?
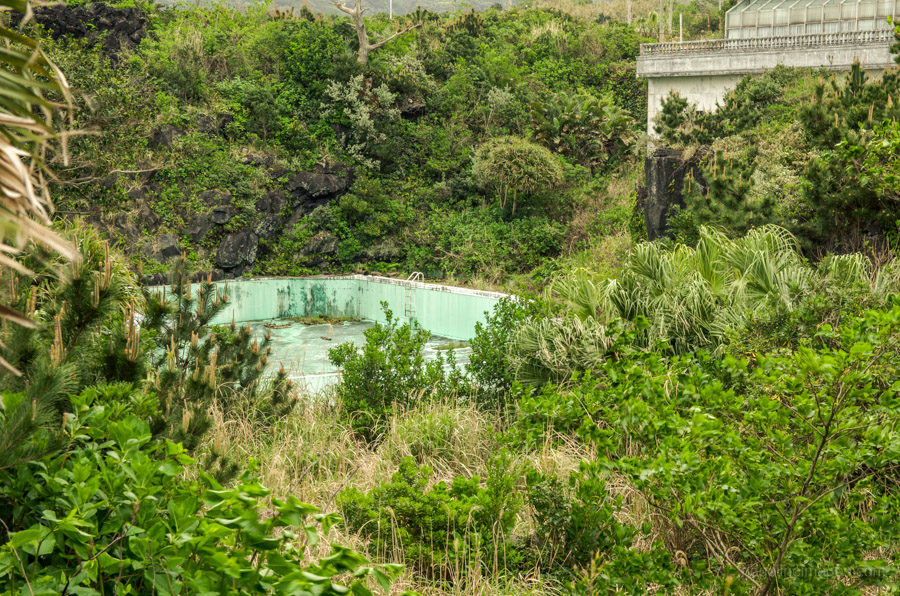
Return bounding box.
[331,1,354,15]
[369,23,421,52]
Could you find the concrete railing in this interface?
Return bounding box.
[640,29,895,56]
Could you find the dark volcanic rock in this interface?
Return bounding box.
[257,190,287,214]
[157,234,181,259]
[216,231,258,269]
[255,216,283,241]
[187,214,212,242]
[641,147,706,241]
[286,170,350,201]
[300,232,338,259]
[148,125,181,150]
[364,239,401,261]
[199,189,232,206]
[127,186,148,202]
[13,3,148,59]
[210,206,235,225]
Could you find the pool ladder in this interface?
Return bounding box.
[404,272,423,319]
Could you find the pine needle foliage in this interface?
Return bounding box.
[142,255,296,479]
[0,224,141,469]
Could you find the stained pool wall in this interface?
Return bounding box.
[206,275,506,339]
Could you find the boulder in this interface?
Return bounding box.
[286,170,350,201]
[215,231,258,269]
[187,214,212,242]
[148,125,181,150]
[300,231,338,258]
[256,190,287,214]
[157,234,181,259]
[255,216,283,241]
[13,2,148,59]
[364,239,401,261]
[199,189,232,206]
[196,113,218,134]
[241,153,272,168]
[135,204,160,228]
[210,205,235,225]
[127,186,148,201]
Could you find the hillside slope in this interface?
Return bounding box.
[43,1,647,285]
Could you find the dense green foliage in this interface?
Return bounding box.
[657,35,900,250]
[44,1,647,283]
[329,306,465,441]
[340,454,521,579]
[1,386,400,595]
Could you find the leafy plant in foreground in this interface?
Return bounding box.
[520,300,900,594]
[0,385,403,595]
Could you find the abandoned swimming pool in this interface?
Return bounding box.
[204,275,507,390]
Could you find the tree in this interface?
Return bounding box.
[332,0,419,65]
[532,91,634,177]
[471,136,564,215]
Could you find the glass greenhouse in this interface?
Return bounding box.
[725,0,900,38]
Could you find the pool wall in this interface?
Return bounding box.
[205,275,506,339]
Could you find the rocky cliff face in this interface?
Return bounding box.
[640,147,706,240]
[79,149,353,282]
[13,2,147,59]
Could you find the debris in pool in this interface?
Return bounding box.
[436,340,470,350]
[290,315,360,326]
[265,321,293,329]
[320,323,334,341]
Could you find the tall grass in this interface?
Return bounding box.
[206,390,591,595]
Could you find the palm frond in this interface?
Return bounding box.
[0,0,75,372]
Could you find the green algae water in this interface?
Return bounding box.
[201,275,505,389]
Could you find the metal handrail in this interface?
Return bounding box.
[640,28,894,56]
[406,271,424,283]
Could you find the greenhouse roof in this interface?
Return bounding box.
[725,0,900,38]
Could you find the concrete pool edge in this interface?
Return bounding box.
[199,275,508,340]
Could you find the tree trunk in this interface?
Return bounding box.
[668,0,674,35]
[626,0,632,24]
[333,0,419,65]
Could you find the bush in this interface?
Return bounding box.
[519,300,900,594]
[328,305,468,442]
[469,295,556,409]
[472,136,564,215]
[0,386,401,595]
[526,469,635,572]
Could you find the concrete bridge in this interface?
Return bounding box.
[637,1,899,136]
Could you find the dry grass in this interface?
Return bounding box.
[206,392,596,595]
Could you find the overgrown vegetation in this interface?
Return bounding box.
[42,0,649,286]
[3,1,900,595]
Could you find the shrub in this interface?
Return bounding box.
[329,305,467,442]
[469,295,556,409]
[282,20,342,103]
[0,386,402,595]
[520,301,900,594]
[472,136,564,215]
[526,469,635,572]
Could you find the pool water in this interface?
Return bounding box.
[247,319,471,392]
